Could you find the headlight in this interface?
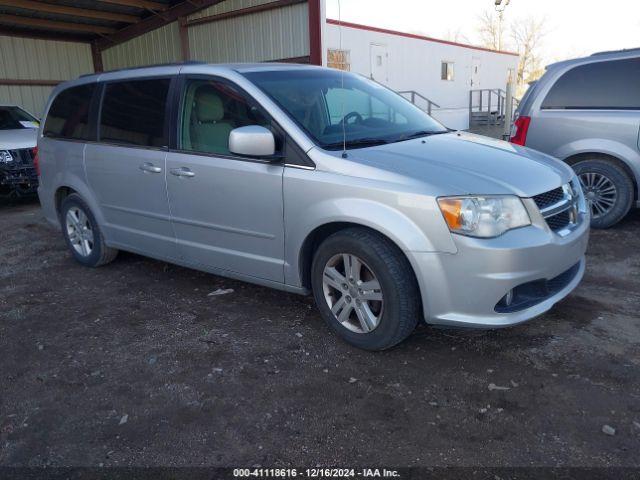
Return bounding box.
[438,195,531,238]
[0,150,14,164]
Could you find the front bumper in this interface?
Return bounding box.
[0,148,38,199]
[410,217,589,328]
[0,165,38,198]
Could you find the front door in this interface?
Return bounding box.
[84,78,176,260]
[370,44,389,85]
[165,76,285,282]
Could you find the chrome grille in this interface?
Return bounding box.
[546,209,571,231]
[533,183,581,234]
[533,187,564,210]
[8,148,35,167]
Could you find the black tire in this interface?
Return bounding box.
[60,194,118,267]
[311,227,421,351]
[572,158,634,229]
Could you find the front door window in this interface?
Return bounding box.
[179,79,275,156]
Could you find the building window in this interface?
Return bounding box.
[441,62,455,81]
[328,49,351,71]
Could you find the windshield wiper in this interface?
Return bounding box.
[396,130,450,142]
[323,138,390,150]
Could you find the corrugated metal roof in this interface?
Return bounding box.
[0,0,176,41]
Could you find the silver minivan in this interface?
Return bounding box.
[511,49,640,228]
[38,63,589,350]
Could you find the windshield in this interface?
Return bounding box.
[243,69,447,150]
[0,106,39,130]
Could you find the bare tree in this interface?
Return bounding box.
[511,16,547,88]
[477,9,506,51]
[444,28,470,44]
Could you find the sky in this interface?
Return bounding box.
[325,0,640,63]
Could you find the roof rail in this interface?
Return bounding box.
[80,61,206,78]
[591,47,640,56]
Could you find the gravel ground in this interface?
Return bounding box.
[1,199,639,468]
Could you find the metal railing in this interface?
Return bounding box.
[398,90,440,116]
[469,88,519,126]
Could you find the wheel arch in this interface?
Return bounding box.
[51,177,107,229]
[297,221,422,297]
[54,186,77,215]
[564,152,638,201]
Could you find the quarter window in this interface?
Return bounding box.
[179,79,274,156]
[542,58,640,110]
[43,83,96,140]
[99,79,170,147]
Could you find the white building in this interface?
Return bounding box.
[323,19,520,130]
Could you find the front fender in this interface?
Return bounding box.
[283,194,457,287]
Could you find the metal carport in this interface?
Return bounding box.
[0,0,323,115]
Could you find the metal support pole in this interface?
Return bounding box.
[503,78,514,140]
[469,91,473,126]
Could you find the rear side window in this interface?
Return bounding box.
[542,58,640,110]
[99,79,170,147]
[43,83,96,140]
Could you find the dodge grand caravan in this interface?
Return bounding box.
[38,63,589,350]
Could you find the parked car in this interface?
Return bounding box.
[511,49,640,228]
[37,64,589,350]
[0,105,39,200]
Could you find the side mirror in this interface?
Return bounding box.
[229,125,276,158]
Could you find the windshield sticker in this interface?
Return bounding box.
[19,121,39,129]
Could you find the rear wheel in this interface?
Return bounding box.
[311,228,420,351]
[573,158,634,229]
[60,194,118,267]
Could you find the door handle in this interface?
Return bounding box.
[170,167,195,178]
[139,162,162,174]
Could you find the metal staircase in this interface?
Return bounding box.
[469,89,519,127]
[398,90,440,116]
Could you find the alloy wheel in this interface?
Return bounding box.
[66,207,94,257]
[322,253,384,334]
[579,172,617,219]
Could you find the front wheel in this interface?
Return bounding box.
[573,158,634,229]
[311,228,421,351]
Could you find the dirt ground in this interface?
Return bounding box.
[1,199,639,468]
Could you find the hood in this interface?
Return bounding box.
[0,128,38,150]
[337,132,573,197]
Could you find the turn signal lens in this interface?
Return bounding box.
[437,198,478,231]
[437,195,531,238]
